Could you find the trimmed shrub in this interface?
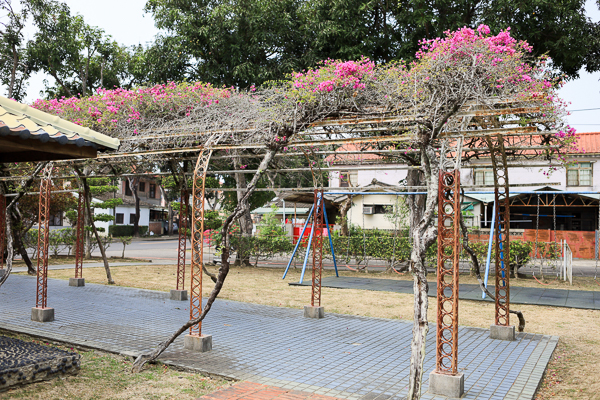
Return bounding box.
[109,225,148,237]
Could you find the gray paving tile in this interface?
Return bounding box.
[0,275,558,400]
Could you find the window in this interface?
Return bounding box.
[567,162,592,186]
[339,171,357,187]
[125,182,132,196]
[474,168,494,186]
[130,213,137,224]
[139,182,146,192]
[149,184,156,199]
[115,213,124,224]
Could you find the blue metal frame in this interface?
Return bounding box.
[483,201,496,299]
[282,204,314,279]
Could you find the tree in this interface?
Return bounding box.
[27,0,129,97]
[144,0,600,88]
[0,0,31,100]
[144,0,309,87]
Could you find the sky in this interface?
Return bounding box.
[10,0,600,132]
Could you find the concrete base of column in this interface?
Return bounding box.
[69,277,85,287]
[428,371,464,398]
[170,289,188,301]
[184,334,212,352]
[490,324,516,341]
[304,305,325,319]
[31,307,54,323]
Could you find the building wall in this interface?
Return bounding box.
[94,205,150,235]
[330,157,600,191]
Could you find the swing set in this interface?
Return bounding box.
[283,190,600,290]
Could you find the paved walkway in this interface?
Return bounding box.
[199,382,344,400]
[0,275,557,400]
[291,276,600,310]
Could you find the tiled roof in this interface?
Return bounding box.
[0,95,119,151]
[573,132,600,154]
[326,132,600,164]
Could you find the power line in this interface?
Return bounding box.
[568,107,600,112]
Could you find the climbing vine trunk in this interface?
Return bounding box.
[0,162,47,289]
[75,168,114,284]
[128,177,141,237]
[234,155,253,266]
[406,149,439,400]
[132,144,284,373]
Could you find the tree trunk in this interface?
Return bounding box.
[406,149,438,400]
[75,168,115,284]
[168,203,173,235]
[132,143,284,373]
[13,226,34,275]
[128,177,141,237]
[339,196,352,236]
[234,157,252,266]
[84,182,92,258]
[0,162,47,289]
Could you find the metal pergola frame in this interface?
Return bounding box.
[3,98,572,382]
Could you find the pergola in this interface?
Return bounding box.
[0,32,571,397]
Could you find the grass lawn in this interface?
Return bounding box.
[21,264,600,399]
[0,332,231,400]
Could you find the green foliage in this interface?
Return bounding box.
[117,236,133,258]
[109,225,148,237]
[27,0,131,97]
[204,211,222,231]
[325,224,411,266]
[469,240,556,272]
[144,0,598,90]
[211,206,293,265]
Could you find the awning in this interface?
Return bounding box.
[0,95,120,162]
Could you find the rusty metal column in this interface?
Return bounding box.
[32,164,54,322]
[311,189,324,307]
[177,188,189,290]
[435,170,461,375]
[188,147,213,343]
[73,192,85,279]
[486,135,511,329]
[0,194,5,270]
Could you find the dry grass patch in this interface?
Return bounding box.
[0,332,230,400]
[44,264,600,399]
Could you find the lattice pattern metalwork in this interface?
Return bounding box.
[74,191,85,279]
[0,194,5,269]
[189,148,213,336]
[435,170,461,375]
[35,165,52,309]
[176,188,189,291]
[311,189,324,307]
[487,135,511,326]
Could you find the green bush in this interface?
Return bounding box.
[325,224,411,266]
[109,225,148,237]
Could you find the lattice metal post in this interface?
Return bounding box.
[74,191,85,279]
[35,168,52,309]
[0,194,5,269]
[177,188,189,291]
[189,149,213,336]
[435,170,461,375]
[311,189,324,307]
[487,135,511,327]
